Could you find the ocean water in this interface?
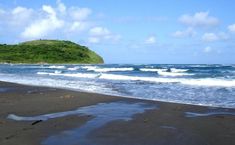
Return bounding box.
[0,64,235,108]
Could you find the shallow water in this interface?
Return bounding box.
[160,125,177,130]
[1,64,235,108]
[185,111,235,117]
[0,87,12,93]
[7,101,156,145]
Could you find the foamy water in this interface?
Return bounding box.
[0,64,235,108]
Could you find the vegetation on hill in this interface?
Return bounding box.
[0,40,104,64]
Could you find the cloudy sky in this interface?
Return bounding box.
[0,0,235,63]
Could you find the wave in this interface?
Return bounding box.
[37,72,235,87]
[180,79,235,87]
[82,66,134,72]
[54,70,62,74]
[36,70,61,75]
[82,66,97,70]
[37,72,49,75]
[48,65,65,69]
[140,68,188,73]
[157,71,192,76]
[99,74,235,87]
[68,67,79,71]
[37,72,99,78]
[139,68,167,72]
[93,68,134,72]
[0,73,118,96]
[170,68,188,73]
[140,68,191,76]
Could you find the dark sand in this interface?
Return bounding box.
[0,81,235,145]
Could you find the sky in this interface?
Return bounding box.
[0,0,235,64]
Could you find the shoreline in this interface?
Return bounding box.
[1,81,235,145]
[1,80,234,109]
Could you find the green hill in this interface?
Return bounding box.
[0,40,104,64]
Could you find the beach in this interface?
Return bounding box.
[0,0,234,144]
[0,81,235,145]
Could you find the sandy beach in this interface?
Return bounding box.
[1,0,235,144]
[0,81,235,145]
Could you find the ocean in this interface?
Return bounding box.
[0,64,235,108]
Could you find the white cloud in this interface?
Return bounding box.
[42,5,56,17]
[21,18,64,39]
[89,27,110,36]
[10,6,34,26]
[65,3,92,33]
[69,7,92,21]
[179,12,219,27]
[56,0,66,14]
[88,37,100,43]
[228,24,235,33]
[12,6,27,15]
[69,21,90,32]
[202,33,218,42]
[204,46,212,53]
[88,26,120,44]
[145,36,156,44]
[172,27,196,38]
[20,2,93,39]
[21,5,64,39]
[0,1,120,44]
[0,6,34,28]
[202,32,229,42]
[0,2,93,40]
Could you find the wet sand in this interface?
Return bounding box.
[0,81,235,145]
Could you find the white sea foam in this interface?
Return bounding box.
[37,72,99,78]
[37,72,48,75]
[140,68,191,76]
[92,67,134,72]
[48,65,65,69]
[180,79,235,87]
[157,71,192,77]
[82,66,97,70]
[61,73,100,78]
[0,73,116,95]
[99,74,180,83]
[36,72,235,87]
[82,66,134,72]
[54,70,62,74]
[139,68,167,72]
[68,67,79,71]
[2,67,235,109]
[170,68,188,73]
[99,74,235,87]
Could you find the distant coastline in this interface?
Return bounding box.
[0,40,104,64]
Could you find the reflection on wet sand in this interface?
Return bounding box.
[7,101,156,145]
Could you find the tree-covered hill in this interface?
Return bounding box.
[0,40,104,64]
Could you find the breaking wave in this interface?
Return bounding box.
[37,72,235,87]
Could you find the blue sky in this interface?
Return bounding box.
[0,0,235,64]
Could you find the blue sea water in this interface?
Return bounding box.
[0,64,235,108]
